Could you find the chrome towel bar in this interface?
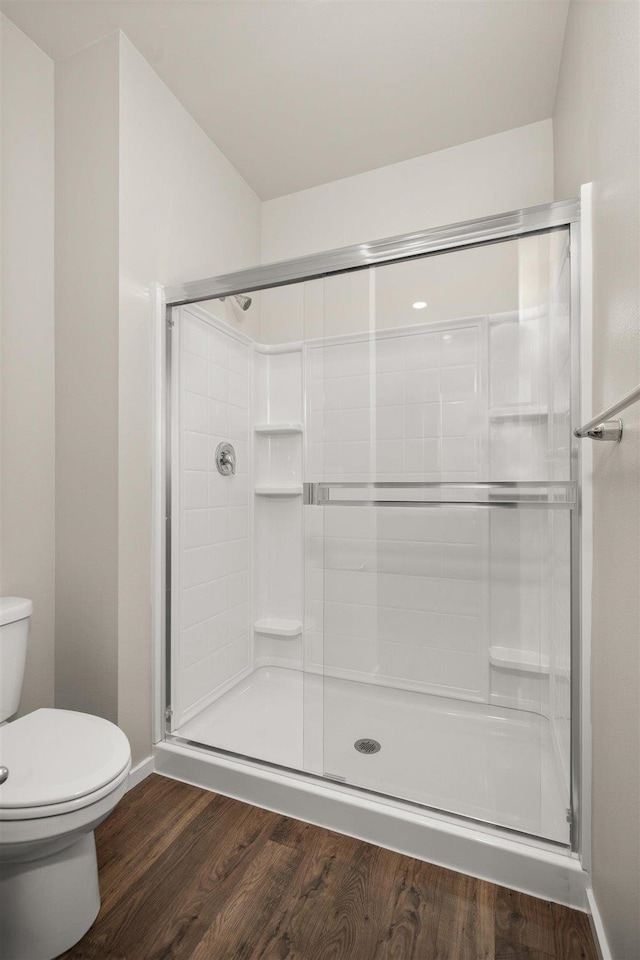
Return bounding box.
[574,383,640,441]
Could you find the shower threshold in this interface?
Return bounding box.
[173,665,568,845]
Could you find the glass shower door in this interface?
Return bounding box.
[307,231,574,843]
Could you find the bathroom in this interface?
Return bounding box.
[1,3,638,958]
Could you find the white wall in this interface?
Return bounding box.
[262,120,554,262]
[0,15,55,716]
[553,2,640,956]
[55,31,121,723]
[52,31,262,763]
[118,35,261,764]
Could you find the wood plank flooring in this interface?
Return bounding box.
[61,774,597,960]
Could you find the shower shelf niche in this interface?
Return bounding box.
[254,618,303,638]
[489,405,549,421]
[254,484,303,497]
[254,422,303,435]
[489,646,550,675]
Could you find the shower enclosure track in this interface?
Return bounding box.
[164,198,579,306]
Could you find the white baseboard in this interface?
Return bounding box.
[586,888,612,960]
[127,755,155,791]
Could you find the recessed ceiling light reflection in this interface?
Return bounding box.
[412,301,428,310]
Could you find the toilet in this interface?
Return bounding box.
[0,597,131,960]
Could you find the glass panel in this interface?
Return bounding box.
[310,230,572,842]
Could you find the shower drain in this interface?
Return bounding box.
[354,738,381,754]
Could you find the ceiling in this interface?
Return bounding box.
[2,1,570,200]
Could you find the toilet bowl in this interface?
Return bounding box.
[0,599,132,960]
[0,709,131,960]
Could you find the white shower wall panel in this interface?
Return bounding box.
[254,349,303,424]
[307,322,485,483]
[305,504,489,701]
[253,347,304,666]
[255,499,303,623]
[174,306,252,724]
[489,511,550,658]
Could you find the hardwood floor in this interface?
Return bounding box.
[61,774,597,960]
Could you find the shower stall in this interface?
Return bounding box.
[156,199,586,889]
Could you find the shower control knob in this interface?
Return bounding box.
[0,767,8,784]
[215,442,236,476]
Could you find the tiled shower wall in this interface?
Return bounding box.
[174,305,251,724]
[306,505,490,700]
[307,322,485,482]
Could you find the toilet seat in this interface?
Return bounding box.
[0,708,131,820]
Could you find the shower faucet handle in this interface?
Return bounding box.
[0,767,8,784]
[215,442,236,476]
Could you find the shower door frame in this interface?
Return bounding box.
[155,197,587,857]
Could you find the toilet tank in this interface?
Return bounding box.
[0,597,33,723]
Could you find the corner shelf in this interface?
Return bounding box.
[254,423,303,435]
[254,618,302,638]
[254,484,303,497]
[489,405,548,421]
[489,646,550,675]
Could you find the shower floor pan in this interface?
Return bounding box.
[174,665,569,844]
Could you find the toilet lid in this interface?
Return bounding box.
[0,596,33,626]
[0,708,131,809]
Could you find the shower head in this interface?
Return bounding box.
[218,294,252,311]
